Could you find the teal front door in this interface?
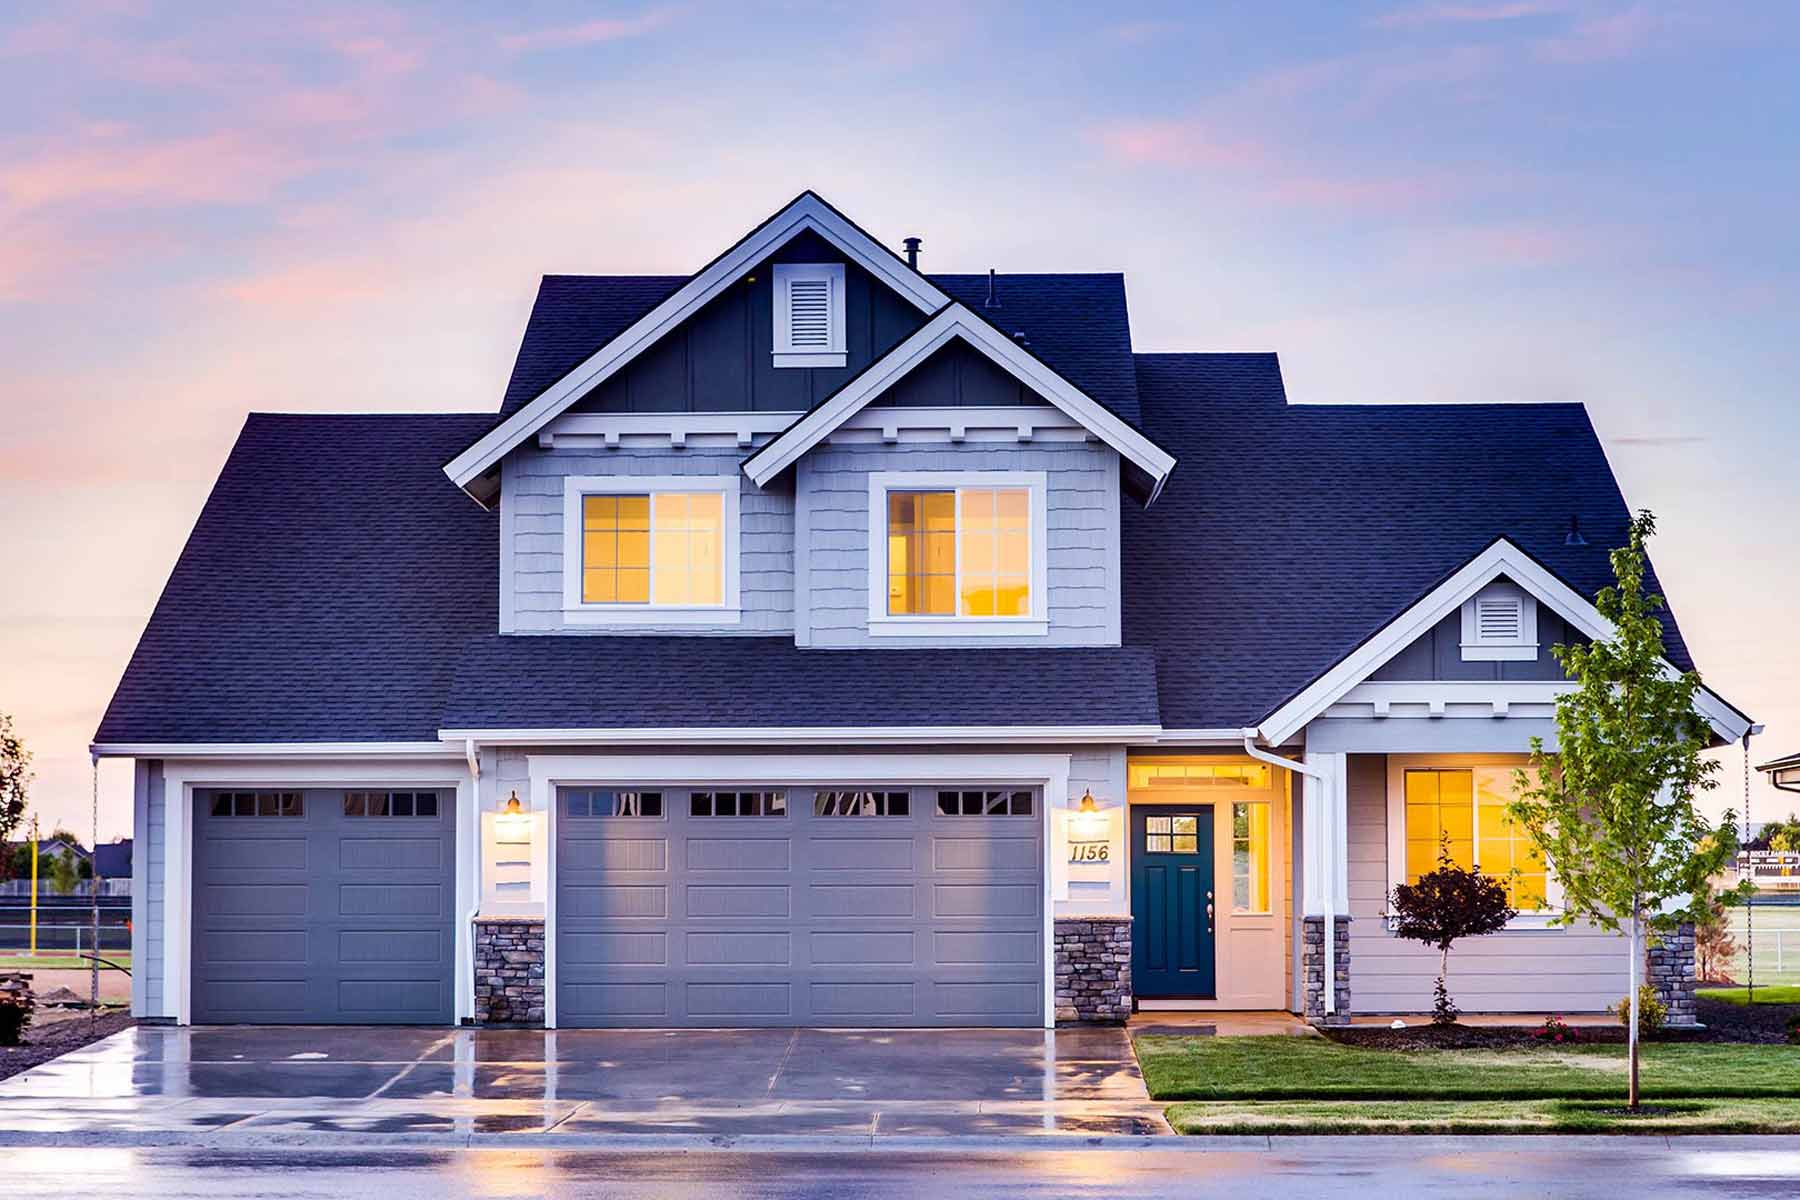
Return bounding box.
[1130,808,1216,999]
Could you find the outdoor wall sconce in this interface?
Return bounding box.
[1067,789,1110,860]
[495,790,532,843]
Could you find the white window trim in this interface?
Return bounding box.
[864,470,1050,638]
[772,262,846,368]
[1384,753,1565,929]
[1459,580,1538,661]
[560,474,741,625]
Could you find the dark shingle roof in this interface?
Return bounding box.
[496,272,1141,425]
[95,414,499,744]
[442,638,1158,730]
[95,357,1713,745]
[1122,353,1697,729]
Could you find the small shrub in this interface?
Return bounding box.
[1533,1014,1579,1044]
[1611,985,1666,1037]
[0,988,33,1046]
[1388,839,1517,1025]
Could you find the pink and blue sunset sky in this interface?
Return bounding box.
[3,1,1796,840]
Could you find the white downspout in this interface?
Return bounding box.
[463,738,482,1025]
[1242,729,1337,1016]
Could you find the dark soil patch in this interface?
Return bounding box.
[1327,1023,1627,1050]
[0,1009,134,1082]
[1693,996,1800,1045]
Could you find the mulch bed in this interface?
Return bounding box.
[1324,997,1800,1049]
[0,1010,135,1082]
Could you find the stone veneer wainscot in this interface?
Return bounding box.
[1053,916,1132,1023]
[1647,921,1698,1028]
[473,917,545,1026]
[1302,915,1351,1026]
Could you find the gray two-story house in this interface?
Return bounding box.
[95,192,1751,1029]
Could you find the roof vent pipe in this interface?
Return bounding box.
[903,237,922,269]
[1565,515,1588,546]
[986,267,999,308]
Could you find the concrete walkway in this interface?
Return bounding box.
[0,1024,1171,1145]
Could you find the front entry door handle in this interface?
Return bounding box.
[1206,889,1214,934]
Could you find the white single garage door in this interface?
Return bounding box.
[555,785,1044,1027]
[190,788,456,1024]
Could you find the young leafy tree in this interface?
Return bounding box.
[1389,839,1517,1023]
[1693,890,1737,983]
[1510,511,1743,1109]
[0,714,28,883]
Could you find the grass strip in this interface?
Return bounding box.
[1166,1096,1800,1135]
[1135,1035,1800,1102]
[1698,985,1800,1006]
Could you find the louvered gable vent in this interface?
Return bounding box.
[1459,579,1537,661]
[1474,595,1522,642]
[772,262,846,367]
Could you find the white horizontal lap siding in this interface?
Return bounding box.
[800,442,1121,648]
[506,444,794,635]
[142,761,167,1018]
[1344,754,1628,1014]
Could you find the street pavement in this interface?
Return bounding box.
[4,1139,1799,1199]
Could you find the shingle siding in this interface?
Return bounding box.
[505,442,794,636]
[799,441,1121,648]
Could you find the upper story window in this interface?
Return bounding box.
[1459,580,1537,661]
[772,263,846,368]
[866,471,1048,637]
[561,475,740,625]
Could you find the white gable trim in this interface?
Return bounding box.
[443,192,949,493]
[1254,538,1751,746]
[741,303,1177,491]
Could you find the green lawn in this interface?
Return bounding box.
[0,952,131,971]
[1699,984,1800,1006]
[1135,1035,1800,1102]
[1166,1096,1800,1136]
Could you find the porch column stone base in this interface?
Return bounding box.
[1648,922,1698,1027]
[474,917,545,1026]
[1302,915,1351,1026]
[1053,916,1132,1024]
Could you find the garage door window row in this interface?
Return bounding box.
[690,790,787,817]
[564,789,663,818]
[557,786,1036,821]
[343,790,441,818]
[206,790,303,818]
[937,789,1034,817]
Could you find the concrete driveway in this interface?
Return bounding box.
[0,1024,1168,1145]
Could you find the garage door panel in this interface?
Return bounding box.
[686,930,790,965]
[686,838,790,871]
[933,883,1039,918]
[811,930,915,965]
[686,981,792,1019]
[558,784,1043,1028]
[688,884,789,918]
[192,788,454,1025]
[562,836,667,872]
[934,929,1039,965]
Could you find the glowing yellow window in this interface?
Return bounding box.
[1231,800,1271,913]
[887,491,956,615]
[1403,766,1550,912]
[581,491,722,606]
[885,486,1031,618]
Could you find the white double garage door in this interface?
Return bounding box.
[554,785,1045,1028]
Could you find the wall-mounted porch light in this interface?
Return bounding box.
[1067,788,1110,854]
[495,790,531,843]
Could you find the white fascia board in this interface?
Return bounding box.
[91,741,462,759]
[1255,538,1750,746]
[438,724,1160,747]
[742,304,1178,490]
[444,193,948,491]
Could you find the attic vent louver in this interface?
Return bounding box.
[772,263,846,368]
[1474,595,1522,642]
[1459,581,1537,662]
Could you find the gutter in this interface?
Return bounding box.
[1241,728,1338,1017]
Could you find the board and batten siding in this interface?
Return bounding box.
[797,441,1122,648]
[1370,601,1585,683]
[503,443,794,635]
[1345,753,1629,1014]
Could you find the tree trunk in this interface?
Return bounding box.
[1628,911,1641,1110]
[1440,944,1450,1014]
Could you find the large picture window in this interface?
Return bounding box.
[562,475,739,623]
[1391,759,1556,915]
[868,471,1047,636]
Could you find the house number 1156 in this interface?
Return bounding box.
[1068,841,1110,863]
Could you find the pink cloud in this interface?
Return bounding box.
[499,9,673,53]
[1399,222,1582,271]
[1094,120,1269,170]
[1534,6,1668,63]
[0,131,309,211]
[1376,1,1566,28]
